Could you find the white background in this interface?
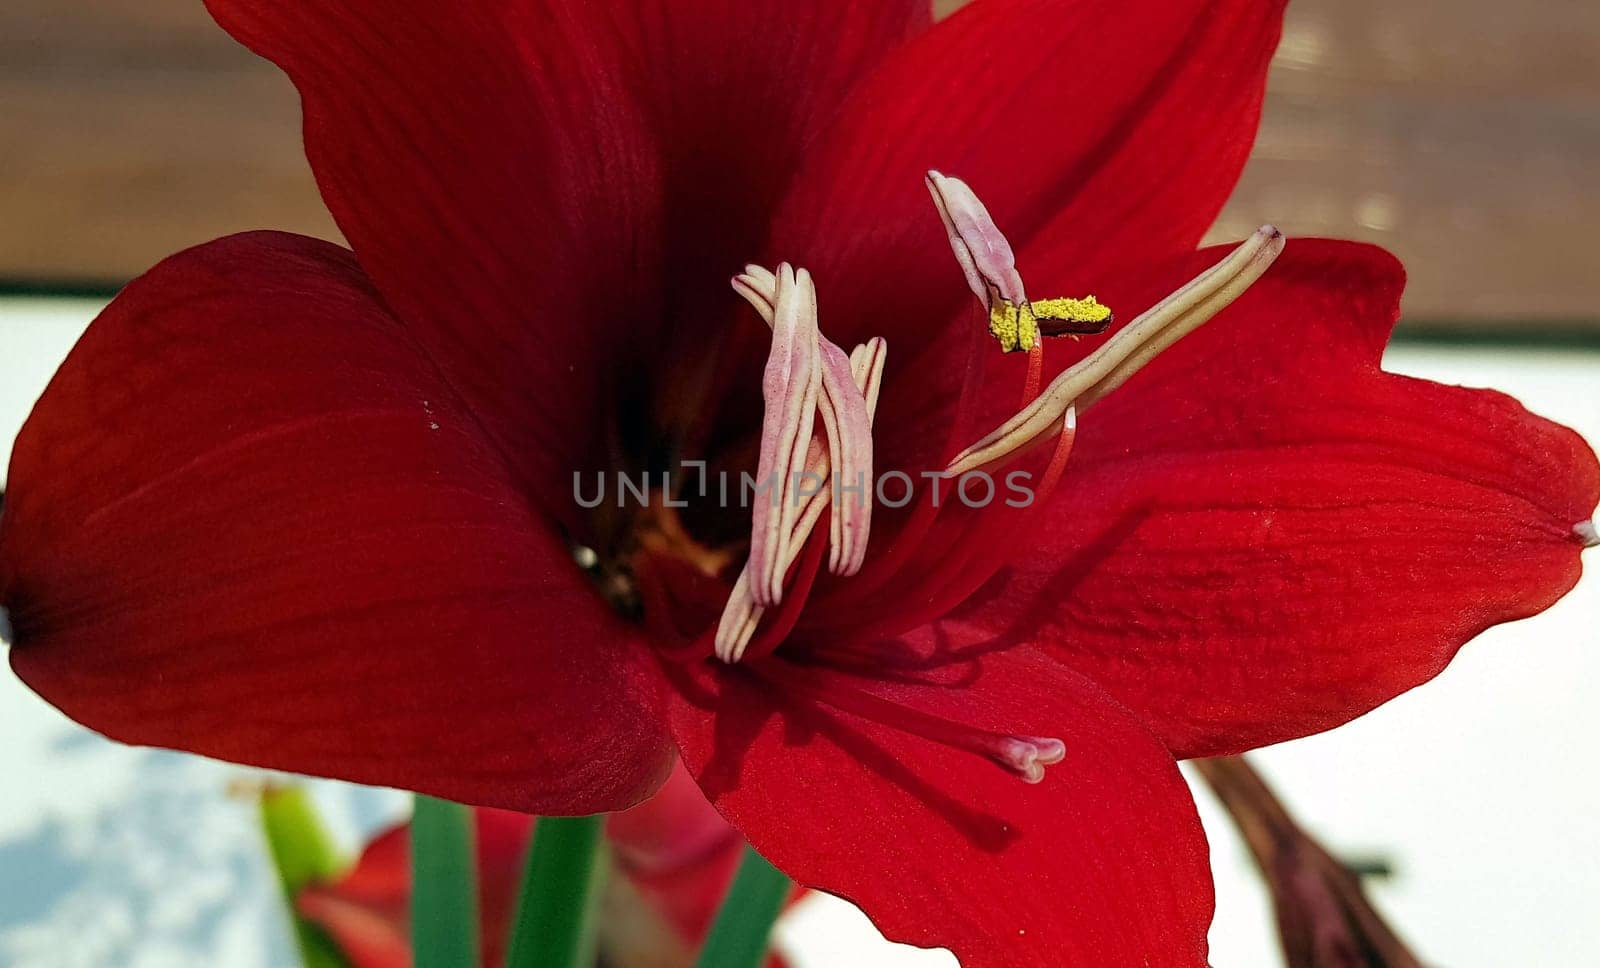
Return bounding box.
[2,299,1596,966]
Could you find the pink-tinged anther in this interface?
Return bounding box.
[926,170,1026,309]
[817,339,873,576]
[714,331,887,664]
[1576,521,1600,548]
[733,265,877,582]
[748,264,822,608]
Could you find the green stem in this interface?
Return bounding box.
[695,845,792,968]
[504,815,607,968]
[411,795,480,968]
[258,786,349,968]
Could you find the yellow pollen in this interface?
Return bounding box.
[987,295,1112,353]
[988,299,1031,353]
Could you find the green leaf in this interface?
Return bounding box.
[258,785,351,968]
[411,795,481,968]
[694,845,792,968]
[504,814,607,968]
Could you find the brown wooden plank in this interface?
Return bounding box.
[3,0,1597,324]
[0,0,338,281]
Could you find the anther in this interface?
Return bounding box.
[927,170,1026,309]
[714,342,888,663]
[715,266,887,662]
[746,265,823,607]
[734,265,877,593]
[1576,521,1599,548]
[930,171,1114,353]
[946,226,1286,476]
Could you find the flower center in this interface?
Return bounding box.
[638,173,1284,787]
[710,172,1284,665]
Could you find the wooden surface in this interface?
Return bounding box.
[3,0,1597,323]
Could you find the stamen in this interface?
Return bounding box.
[731,263,779,323]
[1032,295,1114,336]
[715,336,888,663]
[827,407,1080,647]
[850,338,888,417]
[734,266,877,579]
[929,171,1113,354]
[987,298,1037,354]
[714,179,1282,673]
[753,660,1067,784]
[946,226,1286,477]
[747,265,823,607]
[1575,520,1599,548]
[818,340,873,576]
[713,569,762,662]
[926,170,1026,309]
[988,295,1117,353]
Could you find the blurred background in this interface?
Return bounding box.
[2,0,1597,965]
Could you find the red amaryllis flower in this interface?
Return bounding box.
[297,764,781,968]
[2,1,1596,965]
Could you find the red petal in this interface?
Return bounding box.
[0,233,670,813]
[607,759,742,878]
[619,0,930,297]
[296,824,410,968]
[298,808,532,968]
[203,0,662,523]
[768,0,1284,355]
[668,648,1214,968]
[951,240,1600,756]
[606,761,759,959]
[202,0,928,526]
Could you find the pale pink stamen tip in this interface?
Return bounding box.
[926,169,1026,308]
[749,264,823,607]
[1575,521,1600,548]
[995,736,1067,784]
